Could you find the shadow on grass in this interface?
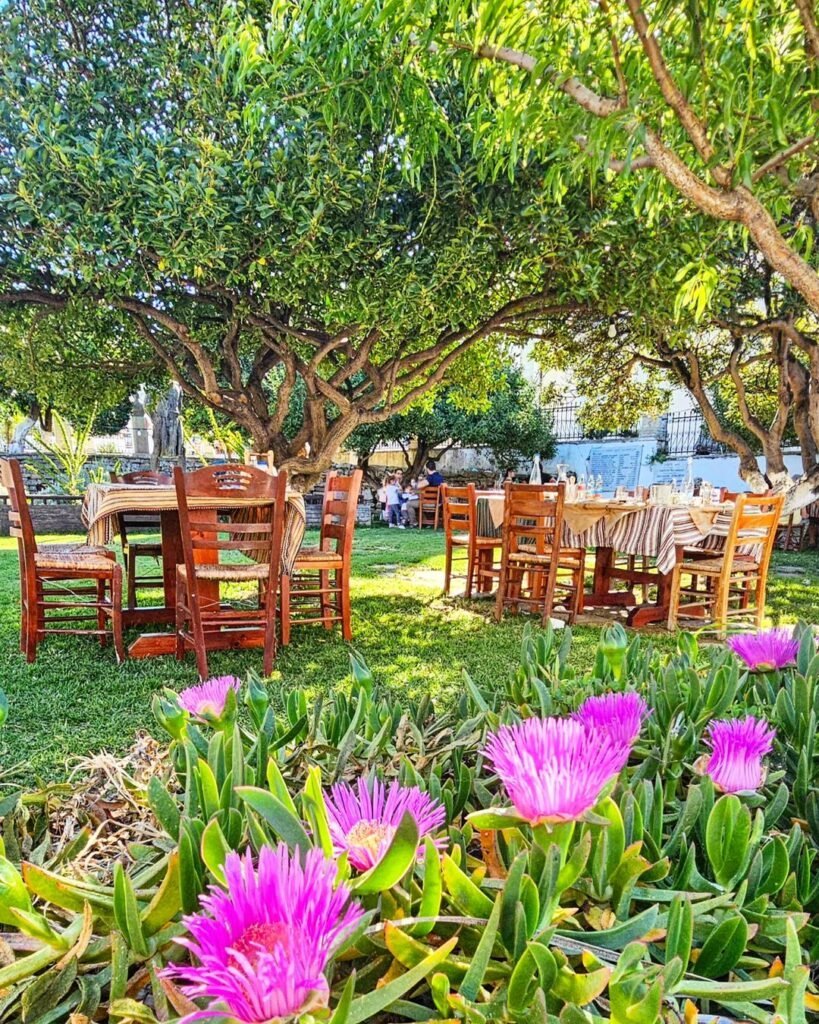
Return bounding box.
[0,528,814,781]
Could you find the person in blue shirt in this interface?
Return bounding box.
[424,460,445,488]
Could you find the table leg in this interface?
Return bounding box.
[127,510,186,657]
[583,547,636,608]
[626,546,706,627]
[476,547,495,594]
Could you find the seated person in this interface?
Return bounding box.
[423,460,445,488]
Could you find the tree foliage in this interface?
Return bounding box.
[348,367,554,479]
[0,0,599,481]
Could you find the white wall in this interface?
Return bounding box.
[546,438,805,493]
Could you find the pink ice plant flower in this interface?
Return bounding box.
[573,691,649,747]
[325,778,447,871]
[726,628,799,672]
[703,716,776,794]
[177,676,241,720]
[166,844,363,1023]
[484,716,632,825]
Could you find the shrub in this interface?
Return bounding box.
[0,626,817,1022]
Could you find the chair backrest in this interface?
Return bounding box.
[110,470,171,538]
[420,485,440,507]
[502,482,566,557]
[723,493,784,575]
[319,470,363,556]
[111,470,173,487]
[1,457,38,559]
[441,484,476,539]
[173,464,288,594]
[245,450,277,474]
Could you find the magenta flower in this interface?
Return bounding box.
[178,676,241,721]
[702,716,776,794]
[324,778,446,871]
[167,845,363,1023]
[573,692,649,746]
[726,629,799,672]
[484,717,631,825]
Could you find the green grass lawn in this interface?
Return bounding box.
[0,527,816,782]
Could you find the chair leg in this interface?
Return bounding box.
[96,579,107,646]
[754,575,766,628]
[494,561,507,622]
[666,565,682,631]
[280,573,291,646]
[340,567,352,642]
[18,562,27,654]
[23,583,37,662]
[188,586,210,680]
[713,575,729,637]
[262,585,277,676]
[111,566,125,663]
[443,540,452,595]
[319,569,332,629]
[465,548,476,599]
[175,575,187,661]
[127,546,137,611]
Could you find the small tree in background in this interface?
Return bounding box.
[348,368,554,484]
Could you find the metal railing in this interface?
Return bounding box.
[655,411,727,458]
[545,403,638,443]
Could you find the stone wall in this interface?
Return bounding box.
[0,495,85,536]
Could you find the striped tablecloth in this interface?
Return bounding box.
[82,484,307,574]
[476,497,736,575]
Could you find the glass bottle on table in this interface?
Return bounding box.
[683,457,695,501]
[595,473,604,498]
[577,472,586,500]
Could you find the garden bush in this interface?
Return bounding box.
[0,625,818,1023]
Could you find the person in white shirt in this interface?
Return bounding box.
[385,475,404,528]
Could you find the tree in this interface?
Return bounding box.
[348,368,554,482]
[529,227,819,510]
[399,0,819,314]
[0,0,596,484]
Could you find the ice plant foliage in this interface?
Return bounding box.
[325,777,446,870]
[573,691,649,746]
[703,716,776,794]
[167,845,363,1023]
[726,628,799,672]
[177,676,241,721]
[484,717,632,824]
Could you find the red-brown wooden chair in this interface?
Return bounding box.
[281,470,363,645]
[441,484,499,597]
[418,486,441,529]
[110,469,171,609]
[495,482,586,625]
[173,464,287,679]
[1,458,124,663]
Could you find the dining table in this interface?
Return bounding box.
[474,491,740,626]
[82,482,307,657]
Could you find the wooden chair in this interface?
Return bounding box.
[803,500,819,549]
[775,507,806,552]
[173,464,287,679]
[110,470,171,609]
[667,493,784,634]
[495,482,586,626]
[418,486,441,529]
[441,484,500,597]
[1,458,124,663]
[245,450,277,473]
[281,470,363,645]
